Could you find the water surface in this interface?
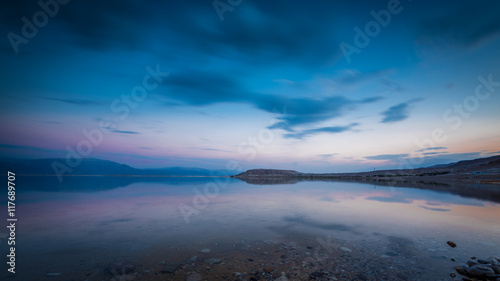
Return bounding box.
[3,176,500,280]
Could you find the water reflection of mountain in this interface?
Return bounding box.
[16,175,233,192]
[16,175,500,204]
[234,177,500,204]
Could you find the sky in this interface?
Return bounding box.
[1,0,500,173]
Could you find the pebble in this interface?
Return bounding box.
[205,259,222,264]
[200,248,210,253]
[453,265,467,276]
[339,247,352,253]
[186,272,202,281]
[264,267,274,273]
[108,260,135,275]
[161,262,184,273]
[274,272,288,281]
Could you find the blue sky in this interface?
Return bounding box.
[1,0,500,172]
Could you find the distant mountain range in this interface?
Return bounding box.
[1,155,499,179]
[235,155,500,180]
[0,158,240,176]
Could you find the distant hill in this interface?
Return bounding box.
[234,155,500,179]
[0,158,240,176]
[236,169,301,177]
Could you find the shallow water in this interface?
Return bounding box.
[2,176,500,280]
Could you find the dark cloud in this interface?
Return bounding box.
[380,98,423,123]
[418,0,500,48]
[1,0,343,67]
[1,0,149,51]
[365,154,409,161]
[180,0,343,68]
[162,70,381,136]
[284,123,358,139]
[163,71,248,105]
[266,96,381,132]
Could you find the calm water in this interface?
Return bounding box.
[3,176,500,280]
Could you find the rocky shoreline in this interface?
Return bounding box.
[452,256,500,281]
[89,236,461,281]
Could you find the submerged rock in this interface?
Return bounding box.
[339,247,352,253]
[108,260,135,275]
[453,265,467,276]
[204,259,222,264]
[186,272,202,281]
[200,248,210,253]
[467,260,478,267]
[466,265,494,277]
[491,265,500,274]
[274,272,288,281]
[446,241,457,248]
[161,262,184,273]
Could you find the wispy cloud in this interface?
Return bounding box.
[335,69,391,85]
[113,130,140,134]
[365,154,409,161]
[423,152,447,156]
[39,96,101,106]
[200,148,231,153]
[318,153,338,159]
[416,146,447,152]
[420,205,451,212]
[380,98,423,123]
[284,123,358,139]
